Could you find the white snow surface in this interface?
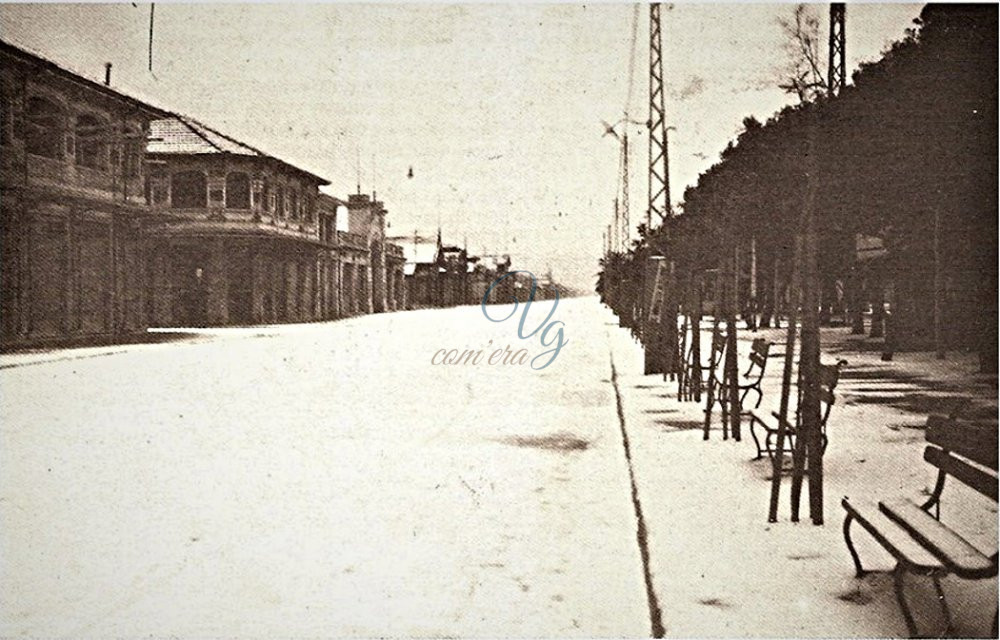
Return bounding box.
[1,297,996,637]
[1,299,647,637]
[608,310,997,638]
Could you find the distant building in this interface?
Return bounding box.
[439,245,469,307]
[342,193,405,314]
[0,39,433,349]
[393,230,514,309]
[0,40,170,349]
[394,232,441,309]
[469,254,512,305]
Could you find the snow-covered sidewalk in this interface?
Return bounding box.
[608,308,997,637]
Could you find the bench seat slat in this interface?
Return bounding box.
[842,498,943,572]
[879,498,997,580]
[749,409,774,428]
[750,409,792,434]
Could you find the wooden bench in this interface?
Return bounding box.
[680,324,726,401]
[707,337,773,425]
[727,337,772,411]
[748,360,845,461]
[841,416,999,637]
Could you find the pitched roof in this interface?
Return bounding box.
[148,115,329,185]
[1,39,330,187]
[0,39,172,119]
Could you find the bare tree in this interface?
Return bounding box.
[777,4,828,103]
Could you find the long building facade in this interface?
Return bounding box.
[0,41,169,349]
[143,116,405,328]
[0,39,462,351]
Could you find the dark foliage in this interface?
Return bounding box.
[598,5,997,366]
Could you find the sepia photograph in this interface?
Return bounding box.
[0,1,996,637]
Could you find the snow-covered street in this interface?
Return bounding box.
[1,297,996,637]
[1,298,649,637]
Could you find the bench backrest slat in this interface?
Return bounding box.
[926,415,999,471]
[817,362,843,415]
[747,339,771,371]
[751,338,770,357]
[924,446,999,503]
[791,362,842,429]
[711,330,726,353]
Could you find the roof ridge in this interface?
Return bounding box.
[156,113,329,186]
[174,115,227,154]
[181,115,267,158]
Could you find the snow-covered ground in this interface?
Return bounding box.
[1,297,995,637]
[609,309,997,637]
[1,298,648,637]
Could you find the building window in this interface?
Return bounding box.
[171,170,207,208]
[275,185,285,218]
[288,188,299,220]
[75,114,108,169]
[261,179,271,212]
[226,172,250,209]
[25,96,63,159]
[305,196,314,224]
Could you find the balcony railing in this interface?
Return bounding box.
[337,231,367,250]
[15,150,145,205]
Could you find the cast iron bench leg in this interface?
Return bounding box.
[893,564,920,638]
[842,511,867,578]
[749,417,765,460]
[931,574,952,637]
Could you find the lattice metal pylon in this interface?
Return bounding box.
[828,3,846,96]
[647,3,671,227]
[620,132,630,250]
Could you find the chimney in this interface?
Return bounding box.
[104,63,112,86]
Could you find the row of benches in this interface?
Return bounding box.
[679,330,998,637]
[683,329,844,461]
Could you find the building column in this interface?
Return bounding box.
[334,251,342,319]
[285,259,297,322]
[206,238,228,325]
[252,252,266,323]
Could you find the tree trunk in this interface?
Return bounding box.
[850,270,866,334]
[769,236,802,523]
[870,280,885,339]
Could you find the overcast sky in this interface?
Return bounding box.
[1,2,922,290]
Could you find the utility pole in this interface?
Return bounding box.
[647,3,671,227]
[621,132,631,250]
[828,3,846,96]
[612,198,620,252]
